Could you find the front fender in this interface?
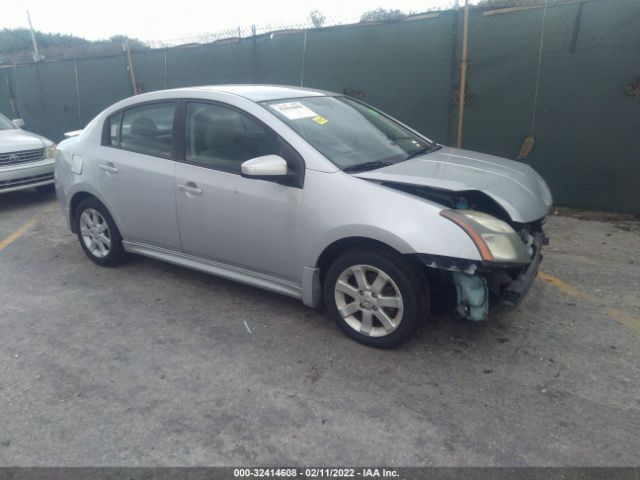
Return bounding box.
[302,170,483,268]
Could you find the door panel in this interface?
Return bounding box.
[176,101,304,283]
[95,101,180,249]
[174,101,304,282]
[175,163,303,282]
[96,147,180,249]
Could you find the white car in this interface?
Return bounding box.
[0,113,56,194]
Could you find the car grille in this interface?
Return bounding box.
[0,173,54,190]
[0,148,45,166]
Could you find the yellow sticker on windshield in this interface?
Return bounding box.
[312,116,328,125]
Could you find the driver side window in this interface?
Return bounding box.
[185,102,291,175]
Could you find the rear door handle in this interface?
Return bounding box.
[177,182,203,196]
[98,162,119,174]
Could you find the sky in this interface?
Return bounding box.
[3,0,460,43]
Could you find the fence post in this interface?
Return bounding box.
[74,60,81,117]
[163,48,168,89]
[300,30,308,87]
[456,0,470,148]
[4,67,19,117]
[124,39,139,95]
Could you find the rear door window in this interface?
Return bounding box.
[118,103,176,158]
[107,112,121,146]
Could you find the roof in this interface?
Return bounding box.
[188,84,333,102]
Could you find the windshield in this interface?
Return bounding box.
[263,96,434,171]
[0,114,16,131]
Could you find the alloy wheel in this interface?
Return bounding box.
[79,208,111,258]
[334,264,404,337]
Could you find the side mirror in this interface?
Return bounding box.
[241,154,288,178]
[12,118,25,128]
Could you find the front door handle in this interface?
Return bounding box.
[98,162,119,174]
[177,182,203,196]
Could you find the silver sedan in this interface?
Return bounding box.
[55,85,552,348]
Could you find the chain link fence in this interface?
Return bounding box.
[1,0,638,212]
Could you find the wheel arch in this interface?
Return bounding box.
[68,191,119,234]
[301,235,428,308]
[316,236,409,284]
[317,236,431,348]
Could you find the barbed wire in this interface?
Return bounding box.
[140,10,455,50]
[1,11,439,63]
[0,0,588,64]
[142,18,351,49]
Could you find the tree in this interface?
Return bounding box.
[106,35,148,50]
[359,8,410,23]
[0,28,148,63]
[309,10,326,28]
[0,28,89,56]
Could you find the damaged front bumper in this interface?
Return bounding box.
[417,232,546,321]
[502,232,545,307]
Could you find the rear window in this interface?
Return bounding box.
[107,112,121,146]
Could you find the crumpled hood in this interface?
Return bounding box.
[0,129,50,154]
[354,146,553,223]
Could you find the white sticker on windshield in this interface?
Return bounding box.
[270,102,318,120]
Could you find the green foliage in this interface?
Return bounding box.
[0,28,148,62]
[0,28,88,55]
[359,8,410,23]
[309,10,326,28]
[104,35,147,50]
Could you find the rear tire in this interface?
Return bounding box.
[75,197,126,267]
[323,248,429,348]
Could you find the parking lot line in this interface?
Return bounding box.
[538,271,592,302]
[539,271,640,332]
[0,218,38,251]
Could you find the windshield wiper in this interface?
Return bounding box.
[342,161,394,173]
[405,143,439,160]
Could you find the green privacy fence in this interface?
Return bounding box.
[461,0,640,214]
[1,0,638,213]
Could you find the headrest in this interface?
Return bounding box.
[191,110,235,148]
[131,117,158,137]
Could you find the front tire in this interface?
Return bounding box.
[75,198,126,267]
[324,248,429,348]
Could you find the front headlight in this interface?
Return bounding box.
[44,144,57,159]
[440,209,530,264]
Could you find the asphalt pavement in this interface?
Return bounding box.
[0,190,638,466]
